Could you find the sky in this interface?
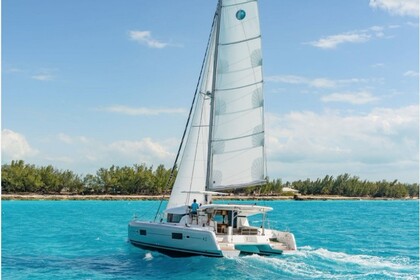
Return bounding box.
[2,0,419,183]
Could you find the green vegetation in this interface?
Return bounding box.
[1,160,418,198]
[289,174,419,198]
[2,160,173,195]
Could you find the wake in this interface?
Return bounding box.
[287,246,415,271]
[143,252,153,261]
[237,246,418,279]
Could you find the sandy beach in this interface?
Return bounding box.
[2,194,416,201]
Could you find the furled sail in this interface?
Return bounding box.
[209,0,266,190]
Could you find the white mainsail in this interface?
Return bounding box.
[209,0,266,190]
[166,0,265,209]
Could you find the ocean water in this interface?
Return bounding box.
[2,200,419,279]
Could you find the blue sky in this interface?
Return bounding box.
[2,0,419,183]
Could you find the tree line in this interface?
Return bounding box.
[1,160,418,198]
[1,160,173,195]
[289,174,419,198]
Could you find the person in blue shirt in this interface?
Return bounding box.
[191,199,199,214]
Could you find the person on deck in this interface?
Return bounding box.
[191,199,199,214]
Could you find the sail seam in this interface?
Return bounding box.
[213,130,263,143]
[216,80,262,91]
[191,125,210,128]
[216,103,262,116]
[219,35,260,46]
[212,143,263,156]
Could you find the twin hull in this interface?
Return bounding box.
[128,220,296,257]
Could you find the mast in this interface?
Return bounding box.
[205,0,222,203]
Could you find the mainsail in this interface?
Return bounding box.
[209,0,265,190]
[167,0,265,209]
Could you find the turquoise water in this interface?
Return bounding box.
[2,200,419,279]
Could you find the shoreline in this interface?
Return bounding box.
[1,194,418,201]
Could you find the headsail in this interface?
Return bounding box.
[166,13,218,209]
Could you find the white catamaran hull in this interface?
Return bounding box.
[128,211,296,257]
[128,221,223,257]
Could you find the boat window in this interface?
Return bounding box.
[167,214,184,223]
[214,210,229,225]
[214,214,224,223]
[139,229,147,236]
[172,233,183,240]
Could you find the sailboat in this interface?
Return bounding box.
[128,0,296,257]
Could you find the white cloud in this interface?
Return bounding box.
[265,105,419,182]
[370,0,419,17]
[266,75,336,88]
[321,91,379,104]
[129,30,168,49]
[57,133,91,144]
[266,74,372,89]
[101,105,186,116]
[307,25,395,49]
[58,133,74,144]
[44,156,74,164]
[5,67,22,73]
[310,78,336,88]
[308,32,371,49]
[406,21,419,27]
[266,75,309,85]
[108,138,173,161]
[31,74,54,81]
[31,68,57,81]
[1,129,38,160]
[371,63,385,68]
[403,70,419,77]
[43,134,177,174]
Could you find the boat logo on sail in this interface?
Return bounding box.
[236,9,246,20]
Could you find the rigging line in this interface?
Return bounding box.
[153,7,218,222]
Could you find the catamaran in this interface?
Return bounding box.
[128,0,297,257]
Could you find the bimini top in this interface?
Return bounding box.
[199,204,273,216]
[164,203,272,216]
